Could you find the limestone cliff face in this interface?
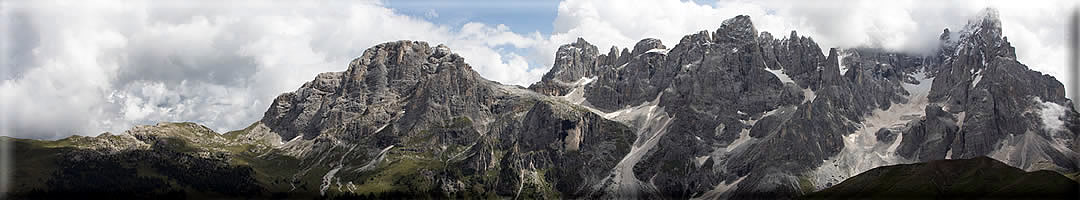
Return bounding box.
[261,41,498,144]
[909,8,1079,172]
[258,40,635,198]
[526,8,1078,199]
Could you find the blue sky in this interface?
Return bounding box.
[383,0,738,35]
[384,0,563,69]
[385,0,562,35]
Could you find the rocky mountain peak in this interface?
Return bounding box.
[573,37,590,46]
[951,7,1015,60]
[262,40,491,141]
[630,38,666,56]
[966,8,1003,33]
[545,38,601,82]
[821,48,843,86]
[529,38,603,96]
[713,15,757,44]
[759,29,829,89]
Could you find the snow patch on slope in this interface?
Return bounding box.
[837,50,851,75]
[802,88,816,104]
[560,76,598,105]
[646,48,669,55]
[683,60,701,69]
[766,68,795,84]
[594,94,664,123]
[971,73,983,88]
[1035,97,1067,133]
[986,97,1079,172]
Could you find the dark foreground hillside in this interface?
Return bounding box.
[805,156,1079,199]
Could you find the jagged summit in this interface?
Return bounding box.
[546,38,602,81]
[944,7,1015,60]
[262,40,496,141]
[714,15,757,43]
[821,48,843,86]
[966,8,1003,33]
[720,15,754,29]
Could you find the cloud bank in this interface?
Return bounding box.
[1,0,1073,139]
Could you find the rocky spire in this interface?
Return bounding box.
[821,48,843,86]
[600,46,621,67]
[953,8,1016,60]
[529,38,602,95]
[764,29,827,89]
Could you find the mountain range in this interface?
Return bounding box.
[7,8,1079,199]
